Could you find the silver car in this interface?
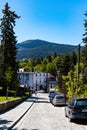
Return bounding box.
[52,95,66,106]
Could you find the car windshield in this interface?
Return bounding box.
[77,99,87,106]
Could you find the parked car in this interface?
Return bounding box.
[52,95,66,106]
[48,90,57,102]
[65,98,87,122]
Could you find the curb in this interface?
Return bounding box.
[8,97,37,130]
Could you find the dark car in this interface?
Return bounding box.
[65,98,87,122]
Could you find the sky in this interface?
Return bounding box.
[0,0,87,45]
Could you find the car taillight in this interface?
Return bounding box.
[72,106,75,112]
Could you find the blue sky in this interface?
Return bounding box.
[0,0,87,45]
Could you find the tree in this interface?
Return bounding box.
[82,11,87,84]
[62,53,71,76]
[5,67,13,99]
[0,3,20,92]
[0,45,3,77]
[53,52,57,58]
[71,51,77,66]
[82,11,87,67]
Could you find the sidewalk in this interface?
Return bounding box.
[0,94,36,130]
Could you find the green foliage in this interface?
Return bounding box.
[62,53,73,75]
[0,3,20,92]
[82,11,87,67]
[82,11,87,44]
[55,85,61,91]
[62,62,87,98]
[19,52,77,77]
[0,3,20,73]
[0,96,20,102]
[82,45,87,67]
[5,67,13,87]
[34,64,44,72]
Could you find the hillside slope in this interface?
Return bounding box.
[17,39,77,59]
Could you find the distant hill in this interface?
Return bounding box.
[16,39,78,59]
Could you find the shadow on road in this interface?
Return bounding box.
[26,97,36,102]
[0,118,12,125]
[52,104,67,107]
[35,100,50,104]
[0,118,12,129]
[36,96,48,100]
[25,95,50,104]
[71,119,87,125]
[35,95,50,103]
[12,128,39,130]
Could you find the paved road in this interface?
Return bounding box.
[13,91,87,130]
[0,96,36,129]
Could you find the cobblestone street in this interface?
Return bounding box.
[13,92,87,130]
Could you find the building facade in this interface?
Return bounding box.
[17,68,48,91]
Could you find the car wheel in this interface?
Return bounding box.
[65,108,68,117]
[52,102,54,105]
[65,111,68,117]
[70,118,74,122]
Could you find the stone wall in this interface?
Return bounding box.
[0,98,23,113]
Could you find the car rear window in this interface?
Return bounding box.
[56,96,64,99]
[77,99,87,106]
[49,91,55,95]
[50,91,55,94]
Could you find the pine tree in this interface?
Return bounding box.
[82,11,87,83]
[0,3,20,92]
[82,11,87,67]
[62,53,71,76]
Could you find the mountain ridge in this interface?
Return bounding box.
[16,39,78,59]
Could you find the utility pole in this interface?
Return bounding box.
[77,44,80,90]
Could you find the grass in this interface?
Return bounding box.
[0,87,21,102]
[0,96,21,102]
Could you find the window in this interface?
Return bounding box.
[77,100,87,106]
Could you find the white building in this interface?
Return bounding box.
[33,72,48,90]
[17,68,48,91]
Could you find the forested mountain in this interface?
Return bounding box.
[16,39,78,59]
